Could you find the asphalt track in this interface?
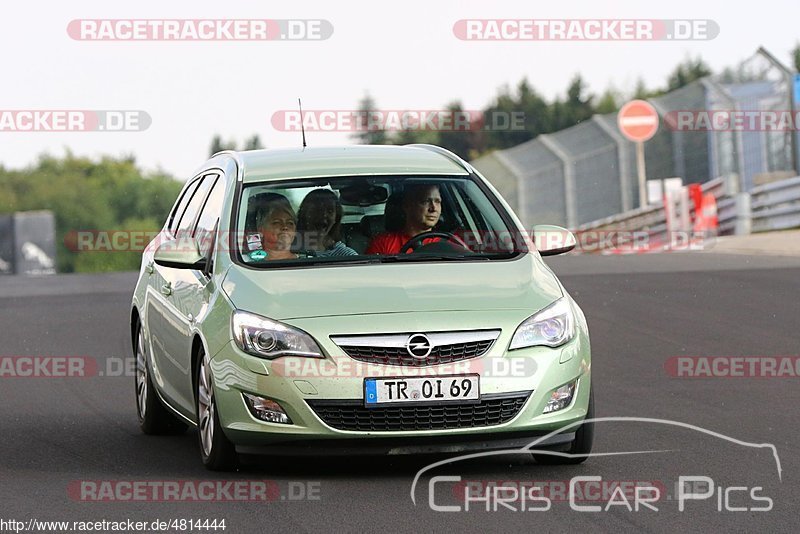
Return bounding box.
[1,253,799,533]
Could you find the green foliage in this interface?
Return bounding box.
[352,93,388,145]
[244,134,263,150]
[210,134,265,155]
[357,49,783,156]
[210,135,238,155]
[72,216,162,273]
[595,88,620,114]
[0,153,182,273]
[792,44,800,73]
[665,56,712,92]
[482,79,550,151]
[437,100,481,160]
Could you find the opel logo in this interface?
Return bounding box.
[406,334,432,359]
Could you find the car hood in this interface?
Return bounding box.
[221,255,563,320]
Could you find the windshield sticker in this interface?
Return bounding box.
[246,233,263,251]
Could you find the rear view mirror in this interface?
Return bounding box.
[533,225,577,256]
[339,183,389,206]
[153,239,207,270]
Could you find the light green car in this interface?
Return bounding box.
[131,145,592,470]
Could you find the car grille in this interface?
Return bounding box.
[339,339,494,366]
[330,330,501,367]
[307,392,531,432]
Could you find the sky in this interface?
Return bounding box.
[1,0,798,178]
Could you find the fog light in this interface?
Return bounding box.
[243,393,292,424]
[543,380,577,414]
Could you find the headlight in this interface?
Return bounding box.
[232,310,323,359]
[509,298,575,349]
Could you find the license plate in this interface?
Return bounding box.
[364,375,480,406]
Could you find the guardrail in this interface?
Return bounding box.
[575,177,727,253]
[573,175,800,252]
[750,176,800,233]
[716,196,736,235]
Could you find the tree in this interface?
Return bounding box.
[595,88,619,114]
[632,78,662,100]
[792,44,800,73]
[666,56,711,92]
[392,127,439,146]
[553,75,594,129]
[244,134,264,150]
[437,101,479,159]
[209,135,237,156]
[482,79,549,150]
[0,153,182,273]
[352,93,388,145]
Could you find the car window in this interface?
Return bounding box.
[168,178,201,235]
[176,174,214,236]
[236,175,521,266]
[194,175,225,258]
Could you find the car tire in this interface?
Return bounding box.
[196,348,238,471]
[135,321,187,435]
[533,385,594,465]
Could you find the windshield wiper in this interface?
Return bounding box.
[379,254,490,263]
[250,257,384,268]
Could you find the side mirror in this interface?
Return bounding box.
[533,225,577,256]
[153,239,207,270]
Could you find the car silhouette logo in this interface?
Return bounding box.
[406,334,433,359]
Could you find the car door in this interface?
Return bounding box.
[145,172,217,416]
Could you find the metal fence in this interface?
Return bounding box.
[572,174,800,253]
[471,47,799,231]
[751,175,800,232]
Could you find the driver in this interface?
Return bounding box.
[366,183,442,255]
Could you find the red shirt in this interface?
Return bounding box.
[366,232,440,255]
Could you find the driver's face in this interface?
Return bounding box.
[405,186,441,232]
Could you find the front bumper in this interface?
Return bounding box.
[210,309,591,450]
[235,429,576,456]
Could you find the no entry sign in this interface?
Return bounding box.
[618,99,659,142]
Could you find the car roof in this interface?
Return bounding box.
[233,145,469,183]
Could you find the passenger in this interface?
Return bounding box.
[251,193,298,261]
[366,183,442,255]
[297,189,358,257]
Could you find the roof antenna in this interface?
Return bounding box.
[298,98,307,148]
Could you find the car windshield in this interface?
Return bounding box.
[235,175,526,267]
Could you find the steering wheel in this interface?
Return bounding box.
[398,231,471,254]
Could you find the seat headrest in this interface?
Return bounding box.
[360,215,385,238]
